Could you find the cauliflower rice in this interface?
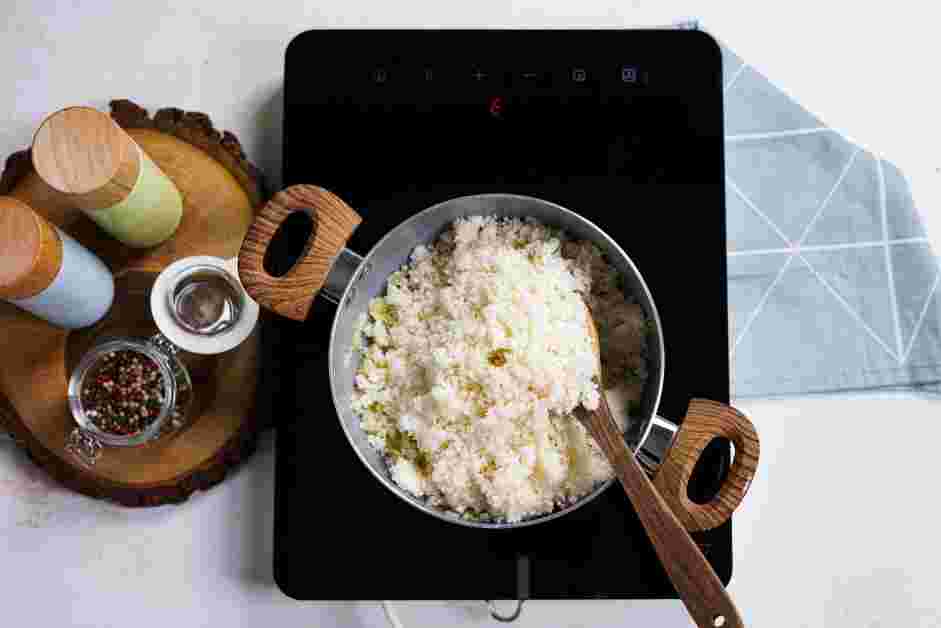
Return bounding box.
[352,216,649,523]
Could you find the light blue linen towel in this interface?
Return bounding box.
[707,27,941,397]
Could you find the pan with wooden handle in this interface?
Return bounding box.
[238,184,759,534]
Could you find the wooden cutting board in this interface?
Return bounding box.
[0,100,267,505]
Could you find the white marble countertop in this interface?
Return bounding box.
[2,2,940,627]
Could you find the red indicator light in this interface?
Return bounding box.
[488,96,504,118]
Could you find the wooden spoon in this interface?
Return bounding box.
[574,304,745,628]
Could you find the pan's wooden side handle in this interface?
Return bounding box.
[654,399,760,532]
[237,185,362,321]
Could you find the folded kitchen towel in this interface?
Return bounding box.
[706,27,941,398]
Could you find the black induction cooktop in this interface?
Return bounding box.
[270,29,730,600]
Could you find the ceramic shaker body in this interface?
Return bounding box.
[0,197,114,329]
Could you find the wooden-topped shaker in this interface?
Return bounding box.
[0,196,113,328]
[32,106,183,248]
[0,196,62,299]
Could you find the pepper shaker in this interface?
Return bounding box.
[0,196,114,329]
[31,106,183,248]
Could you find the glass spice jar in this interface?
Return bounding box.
[150,255,259,355]
[66,335,193,466]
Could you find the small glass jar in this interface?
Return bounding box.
[150,255,259,355]
[66,335,192,465]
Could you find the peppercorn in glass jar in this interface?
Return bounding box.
[66,336,192,465]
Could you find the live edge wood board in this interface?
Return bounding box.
[0,100,267,506]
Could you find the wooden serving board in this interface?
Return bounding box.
[0,100,267,506]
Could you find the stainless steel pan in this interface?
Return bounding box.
[237,185,759,531]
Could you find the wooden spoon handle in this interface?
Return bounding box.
[237,185,361,321]
[579,395,745,628]
[655,399,760,532]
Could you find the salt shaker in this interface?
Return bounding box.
[31,106,183,248]
[0,196,114,329]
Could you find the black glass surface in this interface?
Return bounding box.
[273,30,729,600]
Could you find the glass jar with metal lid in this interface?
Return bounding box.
[65,335,193,465]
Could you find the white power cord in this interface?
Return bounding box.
[382,601,405,628]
